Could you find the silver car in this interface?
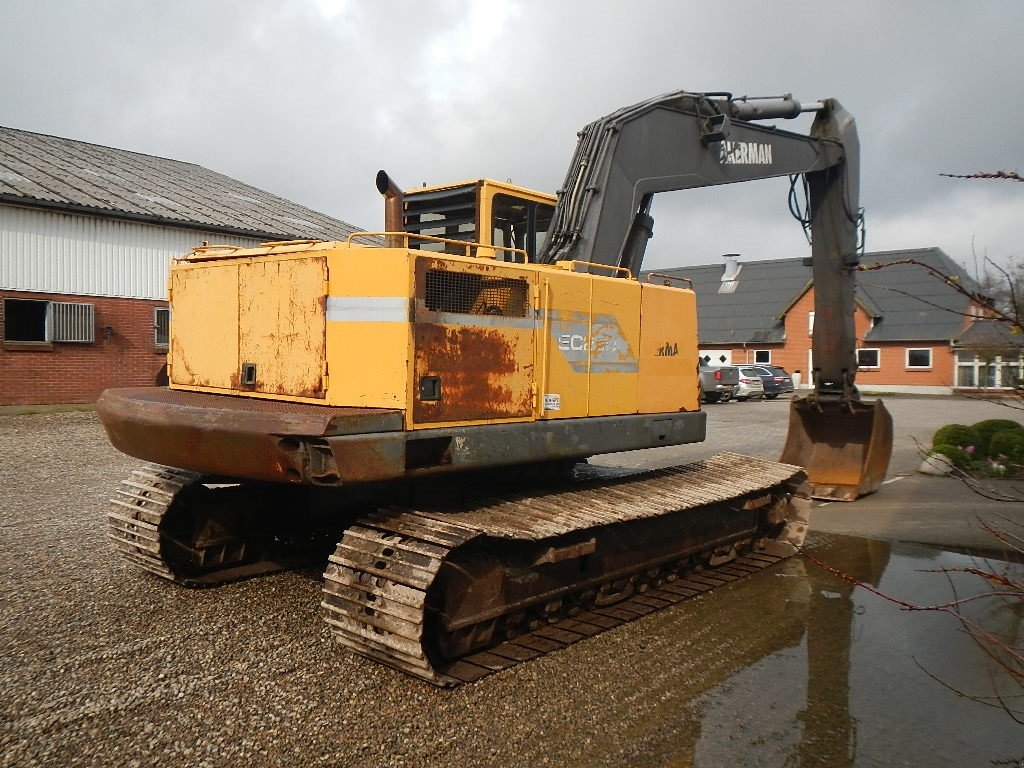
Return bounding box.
[735,366,766,401]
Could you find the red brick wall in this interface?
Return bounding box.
[0,290,168,405]
[710,286,958,388]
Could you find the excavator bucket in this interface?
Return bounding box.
[780,396,893,501]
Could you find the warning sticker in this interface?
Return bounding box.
[543,394,561,411]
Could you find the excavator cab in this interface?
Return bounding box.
[392,178,555,263]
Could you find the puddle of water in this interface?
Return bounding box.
[684,534,1024,767]
[570,533,1023,768]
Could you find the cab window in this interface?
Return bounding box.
[491,193,555,263]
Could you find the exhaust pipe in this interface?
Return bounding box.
[376,170,405,248]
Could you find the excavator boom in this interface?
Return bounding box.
[538,91,892,499]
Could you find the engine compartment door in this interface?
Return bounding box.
[170,253,327,399]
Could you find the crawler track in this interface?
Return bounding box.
[322,453,809,685]
[108,455,809,684]
[108,463,200,582]
[107,463,311,585]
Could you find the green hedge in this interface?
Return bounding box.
[929,443,972,469]
[971,419,1023,456]
[989,430,1024,465]
[932,424,984,457]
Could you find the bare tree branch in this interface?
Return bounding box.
[940,170,1023,183]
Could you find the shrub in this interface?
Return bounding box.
[929,443,972,469]
[989,430,1024,466]
[932,424,984,458]
[972,418,1024,456]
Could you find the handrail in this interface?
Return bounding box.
[178,244,244,262]
[555,260,633,279]
[178,240,332,262]
[347,231,530,263]
[645,272,693,289]
[260,239,324,247]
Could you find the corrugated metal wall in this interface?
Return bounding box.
[0,204,263,300]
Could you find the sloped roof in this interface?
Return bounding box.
[645,247,978,344]
[648,257,808,344]
[0,126,363,241]
[857,248,977,341]
[954,318,1024,349]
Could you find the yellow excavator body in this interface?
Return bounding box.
[97,91,891,684]
[164,224,699,424]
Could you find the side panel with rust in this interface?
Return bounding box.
[411,256,536,425]
[169,262,240,389]
[238,256,327,398]
[169,252,327,398]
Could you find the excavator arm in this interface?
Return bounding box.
[539,91,891,499]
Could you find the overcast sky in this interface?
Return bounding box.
[1,0,1021,273]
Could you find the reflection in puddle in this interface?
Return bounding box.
[687,534,1023,767]
[570,534,1022,767]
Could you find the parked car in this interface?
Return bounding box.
[751,365,795,399]
[698,364,738,403]
[734,366,766,400]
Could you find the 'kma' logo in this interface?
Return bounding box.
[656,342,679,357]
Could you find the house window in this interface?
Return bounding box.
[905,348,932,369]
[956,350,1022,388]
[154,307,170,348]
[1001,359,1022,389]
[808,311,815,335]
[3,298,95,343]
[956,351,976,387]
[754,349,771,364]
[857,348,880,369]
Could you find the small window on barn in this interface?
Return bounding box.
[754,349,771,364]
[906,348,932,369]
[3,298,95,344]
[154,307,170,349]
[4,299,49,342]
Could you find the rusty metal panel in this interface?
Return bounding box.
[169,262,240,388]
[97,387,403,484]
[238,256,327,398]
[411,256,535,425]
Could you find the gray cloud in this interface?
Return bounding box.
[2,0,1020,269]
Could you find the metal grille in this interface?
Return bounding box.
[424,270,529,317]
[154,307,170,347]
[47,301,95,343]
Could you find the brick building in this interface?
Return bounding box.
[0,127,362,405]
[652,248,1013,395]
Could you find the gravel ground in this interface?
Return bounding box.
[0,399,1019,766]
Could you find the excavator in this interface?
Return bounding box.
[97,90,892,685]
